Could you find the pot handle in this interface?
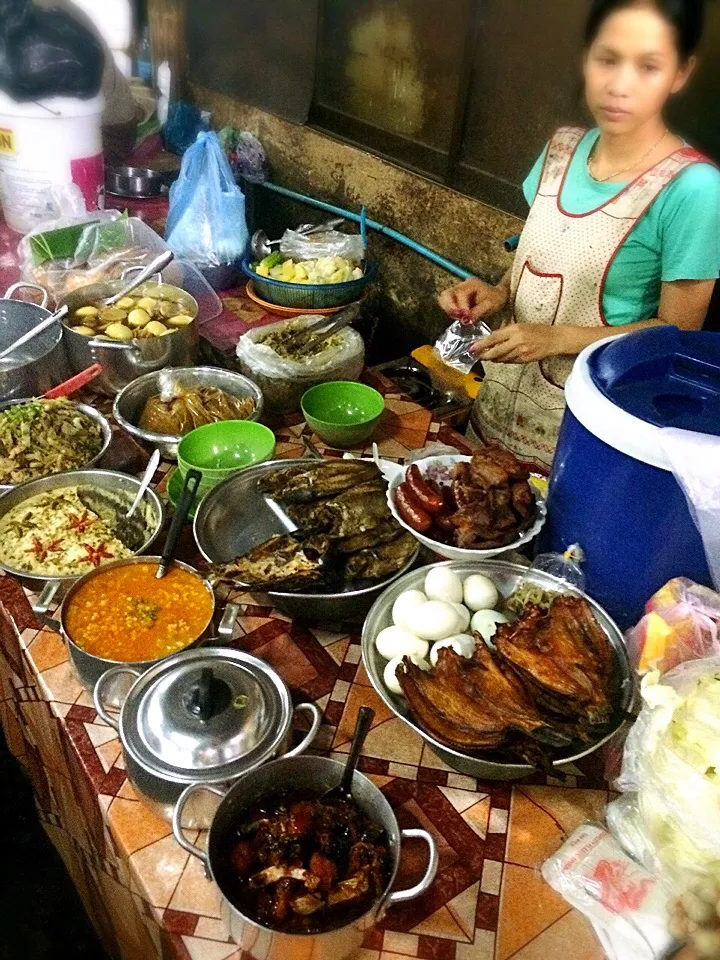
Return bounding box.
[120,264,164,285]
[87,338,140,353]
[216,603,240,643]
[173,783,226,865]
[387,829,439,906]
[4,282,49,309]
[93,665,142,730]
[32,580,61,625]
[283,702,322,759]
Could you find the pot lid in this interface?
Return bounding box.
[587,328,720,435]
[120,648,292,783]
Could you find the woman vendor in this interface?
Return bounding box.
[439,0,720,473]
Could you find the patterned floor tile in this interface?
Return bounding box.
[108,796,172,857]
[169,851,223,918]
[495,863,570,960]
[508,909,603,959]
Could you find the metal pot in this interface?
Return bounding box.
[94,646,322,825]
[0,398,112,495]
[3,469,164,593]
[0,282,70,403]
[113,367,265,460]
[173,755,438,960]
[194,459,420,622]
[37,556,216,693]
[59,275,199,396]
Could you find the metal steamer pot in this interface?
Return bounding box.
[59,273,199,396]
[94,648,322,826]
[0,283,71,403]
[37,556,218,695]
[173,756,439,960]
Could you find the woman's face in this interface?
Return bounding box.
[584,4,695,134]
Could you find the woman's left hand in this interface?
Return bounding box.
[473,324,567,363]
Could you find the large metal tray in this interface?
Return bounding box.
[193,459,420,622]
[362,560,635,781]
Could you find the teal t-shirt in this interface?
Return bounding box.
[523,129,720,326]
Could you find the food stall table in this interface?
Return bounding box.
[0,213,609,960]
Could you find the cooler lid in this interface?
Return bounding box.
[588,328,720,436]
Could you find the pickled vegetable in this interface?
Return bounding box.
[139,385,256,435]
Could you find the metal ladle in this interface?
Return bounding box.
[250,218,345,261]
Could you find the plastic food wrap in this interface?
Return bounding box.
[615,659,720,894]
[626,578,720,675]
[542,824,674,960]
[236,316,364,415]
[505,547,585,615]
[434,319,491,374]
[280,228,364,265]
[139,386,255,436]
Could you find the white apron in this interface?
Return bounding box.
[471,126,707,473]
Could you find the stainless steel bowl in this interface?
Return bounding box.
[105,164,179,199]
[194,458,420,622]
[113,367,265,460]
[362,560,636,781]
[0,399,112,494]
[0,468,164,589]
[59,279,199,396]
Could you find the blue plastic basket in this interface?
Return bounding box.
[242,256,376,309]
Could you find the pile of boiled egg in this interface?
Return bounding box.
[375,568,510,696]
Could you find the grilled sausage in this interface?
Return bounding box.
[395,483,432,532]
[406,464,445,515]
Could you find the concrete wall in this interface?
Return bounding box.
[192,85,523,361]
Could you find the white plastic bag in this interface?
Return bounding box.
[434,319,491,374]
[236,315,364,415]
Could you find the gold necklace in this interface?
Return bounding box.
[587,129,668,183]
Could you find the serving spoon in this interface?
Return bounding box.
[323,706,374,803]
[250,218,345,261]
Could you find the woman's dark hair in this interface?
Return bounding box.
[585,0,705,60]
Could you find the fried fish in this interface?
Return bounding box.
[259,461,379,503]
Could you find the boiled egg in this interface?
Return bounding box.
[384,654,429,696]
[470,609,509,642]
[424,567,463,605]
[392,590,428,630]
[450,602,471,633]
[406,601,460,642]
[463,574,499,612]
[375,626,429,662]
[430,634,475,667]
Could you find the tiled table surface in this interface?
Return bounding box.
[0,264,609,960]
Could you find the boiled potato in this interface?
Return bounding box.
[115,297,136,310]
[159,300,181,318]
[99,306,128,324]
[72,325,96,336]
[127,308,151,329]
[136,297,158,311]
[75,305,99,318]
[166,314,193,328]
[105,322,133,341]
[145,320,168,337]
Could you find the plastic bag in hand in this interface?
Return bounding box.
[165,131,249,269]
[0,0,103,101]
[434,319,490,374]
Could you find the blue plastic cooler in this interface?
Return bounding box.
[545,327,720,628]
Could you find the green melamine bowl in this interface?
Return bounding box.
[301,381,385,449]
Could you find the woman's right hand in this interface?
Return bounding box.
[438,278,510,326]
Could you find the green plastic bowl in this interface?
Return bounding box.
[301,381,385,449]
[177,420,276,492]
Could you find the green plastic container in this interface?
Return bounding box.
[301,381,385,449]
[177,420,276,493]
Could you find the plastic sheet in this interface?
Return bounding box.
[280,228,364,264]
[0,0,103,100]
[236,315,364,415]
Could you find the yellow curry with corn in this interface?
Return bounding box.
[64,562,214,662]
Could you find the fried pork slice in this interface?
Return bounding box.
[208,534,331,591]
[259,461,379,503]
[398,648,509,751]
[344,532,417,582]
[495,598,615,725]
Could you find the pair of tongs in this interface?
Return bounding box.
[292,302,362,358]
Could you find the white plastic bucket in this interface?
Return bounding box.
[0,92,105,234]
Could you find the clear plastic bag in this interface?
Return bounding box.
[434,319,491,374]
[165,131,249,269]
[542,824,674,960]
[280,228,364,264]
[626,578,720,675]
[236,315,365,415]
[615,658,720,894]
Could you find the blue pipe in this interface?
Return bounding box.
[260,180,474,280]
